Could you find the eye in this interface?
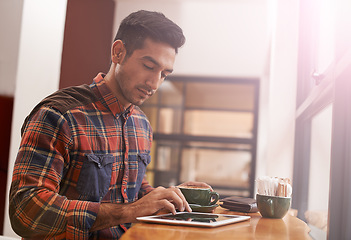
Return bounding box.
[143,64,153,70]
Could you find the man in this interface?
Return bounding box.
[9,10,210,239]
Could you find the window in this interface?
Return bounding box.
[141,76,259,197]
[293,0,351,238]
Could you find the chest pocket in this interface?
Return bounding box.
[127,153,151,200]
[77,154,114,202]
[136,153,151,188]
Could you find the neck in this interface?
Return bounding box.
[104,65,132,109]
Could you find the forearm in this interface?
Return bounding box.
[9,184,99,238]
[90,202,135,232]
[91,186,190,232]
[91,180,157,232]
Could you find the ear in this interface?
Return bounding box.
[111,40,125,64]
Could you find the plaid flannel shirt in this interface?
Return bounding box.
[9,73,154,239]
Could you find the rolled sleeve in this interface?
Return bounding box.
[66,200,100,239]
[9,107,100,239]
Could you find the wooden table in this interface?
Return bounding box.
[120,207,311,240]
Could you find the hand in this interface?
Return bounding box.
[177,181,213,191]
[91,186,192,231]
[131,186,192,216]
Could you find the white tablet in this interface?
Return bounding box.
[136,212,250,228]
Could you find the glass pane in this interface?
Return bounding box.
[140,106,158,132]
[156,142,180,171]
[185,141,251,151]
[184,110,253,138]
[316,0,335,72]
[145,170,154,186]
[217,189,250,197]
[180,147,251,188]
[185,82,255,111]
[148,141,157,170]
[307,104,332,233]
[158,108,182,134]
[152,141,181,187]
[160,81,183,106]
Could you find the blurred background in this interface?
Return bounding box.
[1,0,350,239]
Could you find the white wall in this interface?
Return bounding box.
[114,0,270,77]
[264,0,299,178]
[0,0,23,96]
[4,0,68,237]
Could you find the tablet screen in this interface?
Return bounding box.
[137,212,250,227]
[157,212,236,223]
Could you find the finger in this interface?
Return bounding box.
[170,186,192,212]
[168,187,187,212]
[159,199,177,215]
[184,201,192,212]
[153,186,191,213]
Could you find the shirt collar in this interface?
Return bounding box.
[93,73,134,118]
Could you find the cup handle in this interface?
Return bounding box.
[209,192,219,205]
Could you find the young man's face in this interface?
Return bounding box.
[114,38,176,107]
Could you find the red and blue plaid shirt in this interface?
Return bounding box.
[9,73,154,239]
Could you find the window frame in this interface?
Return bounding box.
[141,75,260,197]
[292,0,351,238]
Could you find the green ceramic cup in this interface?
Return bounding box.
[179,187,219,206]
[256,194,291,219]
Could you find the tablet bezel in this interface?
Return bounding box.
[136,212,250,228]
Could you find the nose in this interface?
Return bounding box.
[145,73,163,92]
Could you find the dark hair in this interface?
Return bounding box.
[114,10,185,58]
